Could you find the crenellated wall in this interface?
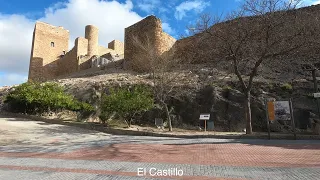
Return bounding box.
[108,40,124,55]
[58,47,77,76]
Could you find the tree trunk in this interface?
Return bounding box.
[244,91,253,134]
[124,119,130,128]
[164,103,173,131]
[128,112,136,128]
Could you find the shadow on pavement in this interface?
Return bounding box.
[163,138,320,150]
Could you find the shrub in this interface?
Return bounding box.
[281,83,293,91]
[4,82,94,114]
[101,85,154,127]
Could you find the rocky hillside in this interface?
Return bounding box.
[1,63,319,134]
[173,4,320,83]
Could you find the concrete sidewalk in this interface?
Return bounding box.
[1,112,319,140]
[1,116,320,179]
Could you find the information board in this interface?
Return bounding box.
[199,114,210,120]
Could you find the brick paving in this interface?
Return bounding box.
[1,143,319,168]
[0,117,320,179]
[0,157,319,179]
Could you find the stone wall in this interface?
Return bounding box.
[57,37,88,76]
[28,22,69,81]
[124,15,176,72]
[76,37,90,71]
[98,46,116,56]
[58,48,77,76]
[75,37,88,58]
[108,40,125,55]
[159,32,176,54]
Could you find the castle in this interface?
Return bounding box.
[28,16,175,81]
[28,22,125,81]
[29,4,320,82]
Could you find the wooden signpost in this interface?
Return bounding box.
[265,99,274,140]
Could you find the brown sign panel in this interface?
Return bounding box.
[267,101,275,121]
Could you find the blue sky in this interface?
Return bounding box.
[0,0,319,86]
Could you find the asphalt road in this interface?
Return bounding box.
[0,116,320,180]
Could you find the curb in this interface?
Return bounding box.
[1,112,320,140]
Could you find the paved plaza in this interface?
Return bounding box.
[0,116,319,180]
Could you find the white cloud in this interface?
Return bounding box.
[162,22,175,35]
[0,0,143,86]
[40,0,142,47]
[0,14,34,77]
[137,0,161,13]
[136,0,176,35]
[175,0,210,20]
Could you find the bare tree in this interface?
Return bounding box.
[130,36,193,131]
[188,0,307,134]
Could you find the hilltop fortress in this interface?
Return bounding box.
[28,16,176,81]
[29,4,320,82]
[28,22,125,81]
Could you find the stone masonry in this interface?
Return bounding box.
[124,15,176,72]
[28,23,124,81]
[28,22,69,82]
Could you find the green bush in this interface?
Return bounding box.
[281,83,293,91]
[101,85,154,126]
[4,82,94,114]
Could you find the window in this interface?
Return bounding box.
[51,42,55,47]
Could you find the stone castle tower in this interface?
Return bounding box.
[28,22,69,81]
[28,22,124,82]
[85,25,99,57]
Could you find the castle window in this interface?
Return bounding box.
[51,42,55,47]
